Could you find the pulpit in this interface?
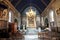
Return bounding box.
[10,23,17,33]
[9,23,14,33]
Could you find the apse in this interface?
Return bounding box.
[22,6,40,15]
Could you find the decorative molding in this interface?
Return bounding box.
[41,0,47,6]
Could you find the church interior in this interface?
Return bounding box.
[0,0,60,40]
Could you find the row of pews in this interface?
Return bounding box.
[38,28,60,40]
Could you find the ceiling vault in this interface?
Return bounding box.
[41,0,47,6]
[9,0,13,2]
[9,0,51,14]
[15,0,21,7]
[33,4,42,12]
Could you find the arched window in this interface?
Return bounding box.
[8,11,12,22]
[49,10,54,22]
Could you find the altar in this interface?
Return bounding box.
[26,8,36,28]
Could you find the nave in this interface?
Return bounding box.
[0,0,60,40]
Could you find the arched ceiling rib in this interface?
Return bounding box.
[9,0,51,14]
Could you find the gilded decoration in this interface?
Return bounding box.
[0,9,8,20]
[26,9,36,27]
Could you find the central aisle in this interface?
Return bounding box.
[24,35,38,40]
[24,28,39,40]
[26,28,38,35]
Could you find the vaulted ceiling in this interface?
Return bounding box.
[9,0,51,14]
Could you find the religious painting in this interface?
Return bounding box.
[28,13,34,24]
[28,15,34,27]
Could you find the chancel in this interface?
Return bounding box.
[0,0,60,40]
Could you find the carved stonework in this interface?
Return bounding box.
[3,9,8,18]
[56,8,60,15]
[0,9,8,20]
